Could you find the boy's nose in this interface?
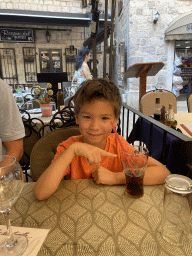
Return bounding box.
[90,120,99,130]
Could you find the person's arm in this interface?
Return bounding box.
[82,63,92,80]
[3,139,23,162]
[34,142,117,200]
[93,156,171,185]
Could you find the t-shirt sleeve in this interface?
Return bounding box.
[52,136,80,177]
[0,81,25,142]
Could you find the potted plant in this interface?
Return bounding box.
[34,83,54,116]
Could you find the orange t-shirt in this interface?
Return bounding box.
[52,133,132,180]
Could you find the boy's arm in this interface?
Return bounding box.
[143,156,171,185]
[34,142,117,200]
[34,144,75,200]
[94,157,171,186]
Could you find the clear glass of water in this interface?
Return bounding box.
[26,101,33,111]
[0,155,28,255]
[15,94,24,108]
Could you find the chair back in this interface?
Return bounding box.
[139,89,177,116]
[30,127,81,181]
[20,117,40,181]
[187,94,192,112]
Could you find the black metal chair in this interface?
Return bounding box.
[19,109,44,181]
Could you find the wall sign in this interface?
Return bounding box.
[0,28,34,42]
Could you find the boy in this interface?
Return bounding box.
[34,78,170,200]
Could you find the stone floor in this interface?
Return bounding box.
[177,92,188,113]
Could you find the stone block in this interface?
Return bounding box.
[73,2,81,8]
[158,76,166,83]
[13,3,19,8]
[30,4,38,10]
[19,3,25,9]
[42,5,48,11]
[126,91,139,110]
[142,46,156,54]
[61,2,67,7]
[147,1,155,8]
[156,46,167,55]
[62,7,70,12]
[131,31,149,39]
[71,7,82,13]
[0,3,6,8]
[54,0,60,6]
[44,0,52,5]
[37,5,43,11]
[136,8,143,15]
[130,57,144,66]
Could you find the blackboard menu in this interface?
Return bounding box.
[0,28,34,42]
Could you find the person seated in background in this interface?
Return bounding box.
[0,79,25,162]
[34,78,171,200]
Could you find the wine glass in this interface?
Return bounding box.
[26,101,33,111]
[14,94,24,109]
[0,155,28,255]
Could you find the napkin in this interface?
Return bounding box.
[0,225,49,256]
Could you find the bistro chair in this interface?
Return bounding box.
[38,96,77,137]
[30,127,81,182]
[187,94,192,112]
[19,110,44,181]
[139,89,177,116]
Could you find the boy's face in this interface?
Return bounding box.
[76,99,118,149]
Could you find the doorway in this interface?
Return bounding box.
[39,49,62,73]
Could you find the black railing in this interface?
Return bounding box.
[119,103,192,178]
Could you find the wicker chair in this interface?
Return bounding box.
[30,127,81,181]
[139,89,177,116]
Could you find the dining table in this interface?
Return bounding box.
[1,179,191,256]
[174,113,192,137]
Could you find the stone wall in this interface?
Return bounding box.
[115,0,192,108]
[0,0,108,84]
[0,0,85,13]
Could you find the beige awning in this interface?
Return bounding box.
[165,12,192,40]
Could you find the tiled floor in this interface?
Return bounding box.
[177,92,188,113]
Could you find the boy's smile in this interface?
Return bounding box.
[76,99,118,149]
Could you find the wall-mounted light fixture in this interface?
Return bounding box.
[65,45,77,59]
[153,11,160,24]
[45,30,51,42]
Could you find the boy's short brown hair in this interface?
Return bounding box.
[74,78,122,118]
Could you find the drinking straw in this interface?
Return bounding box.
[110,122,136,176]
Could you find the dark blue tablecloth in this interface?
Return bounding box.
[128,117,186,175]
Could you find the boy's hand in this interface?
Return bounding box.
[72,142,117,166]
[92,166,117,185]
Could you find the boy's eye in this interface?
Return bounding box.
[83,116,90,119]
[102,117,109,120]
